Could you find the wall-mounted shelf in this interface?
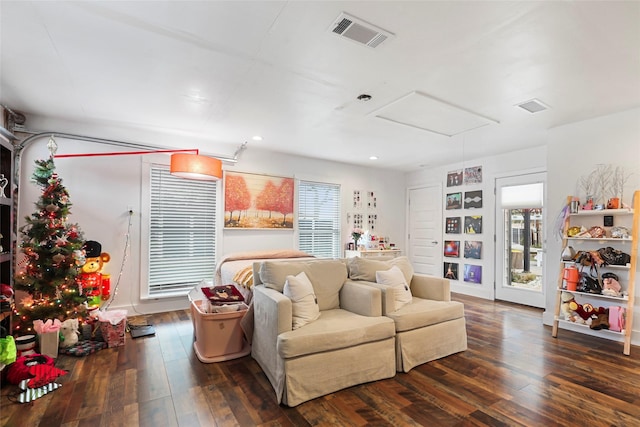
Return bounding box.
[570,208,632,216]
[567,237,632,242]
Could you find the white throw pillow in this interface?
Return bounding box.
[376,266,413,311]
[283,272,320,329]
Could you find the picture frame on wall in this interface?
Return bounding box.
[464,190,483,209]
[353,190,362,209]
[464,166,482,184]
[444,262,459,280]
[446,169,463,187]
[446,192,462,210]
[444,240,460,257]
[464,216,483,234]
[224,171,294,229]
[464,241,482,259]
[463,264,482,284]
[445,217,461,234]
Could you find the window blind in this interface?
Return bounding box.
[298,180,340,258]
[148,166,217,296]
[501,182,544,209]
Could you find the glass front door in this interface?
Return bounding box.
[495,173,546,308]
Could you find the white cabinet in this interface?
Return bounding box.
[552,191,638,355]
[345,249,402,258]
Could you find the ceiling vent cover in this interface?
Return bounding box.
[330,12,393,48]
[516,98,549,113]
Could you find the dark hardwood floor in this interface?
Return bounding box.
[2,293,639,427]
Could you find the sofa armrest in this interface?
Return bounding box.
[251,285,292,403]
[253,285,292,336]
[340,281,382,317]
[410,274,451,302]
[346,279,395,315]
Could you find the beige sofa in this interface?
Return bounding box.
[346,256,468,372]
[251,259,396,407]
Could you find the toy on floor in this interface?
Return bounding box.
[77,240,111,306]
[59,318,80,348]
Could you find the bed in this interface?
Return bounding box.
[213,249,316,345]
[214,249,316,303]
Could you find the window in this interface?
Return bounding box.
[298,180,340,258]
[143,164,217,298]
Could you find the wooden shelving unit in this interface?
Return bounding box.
[552,191,638,355]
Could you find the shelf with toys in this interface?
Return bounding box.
[562,260,630,270]
[567,237,632,242]
[555,318,625,335]
[552,190,638,356]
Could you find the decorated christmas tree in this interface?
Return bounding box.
[13,157,86,334]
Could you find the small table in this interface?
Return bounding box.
[345,249,402,258]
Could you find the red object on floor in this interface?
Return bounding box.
[6,354,66,387]
[28,364,67,388]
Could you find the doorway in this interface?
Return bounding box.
[408,185,442,277]
[495,172,546,308]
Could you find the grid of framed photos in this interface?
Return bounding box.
[444,165,484,284]
[352,190,378,231]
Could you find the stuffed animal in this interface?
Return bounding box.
[560,292,578,321]
[59,318,79,348]
[77,240,111,305]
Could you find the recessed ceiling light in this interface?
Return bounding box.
[183,93,209,104]
[516,98,549,113]
[357,94,372,101]
[252,135,263,141]
[369,155,378,160]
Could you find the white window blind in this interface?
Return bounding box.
[148,166,217,297]
[501,182,544,209]
[298,180,341,258]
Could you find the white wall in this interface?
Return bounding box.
[406,145,547,300]
[407,106,640,346]
[14,107,640,346]
[16,125,406,315]
[544,107,640,344]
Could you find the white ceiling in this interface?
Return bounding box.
[1,1,639,171]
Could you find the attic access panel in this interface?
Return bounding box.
[370,91,499,137]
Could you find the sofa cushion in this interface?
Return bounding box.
[259,260,346,310]
[284,272,320,329]
[277,309,395,358]
[347,256,414,284]
[386,298,465,332]
[376,266,412,311]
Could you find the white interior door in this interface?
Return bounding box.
[408,185,442,276]
[495,172,546,308]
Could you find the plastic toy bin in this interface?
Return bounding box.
[190,299,250,363]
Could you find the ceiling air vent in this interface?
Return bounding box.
[330,12,393,48]
[516,98,549,113]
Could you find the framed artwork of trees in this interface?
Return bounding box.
[224,171,294,229]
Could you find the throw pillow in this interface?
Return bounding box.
[283,272,320,329]
[260,260,346,310]
[376,266,413,311]
[348,256,414,284]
